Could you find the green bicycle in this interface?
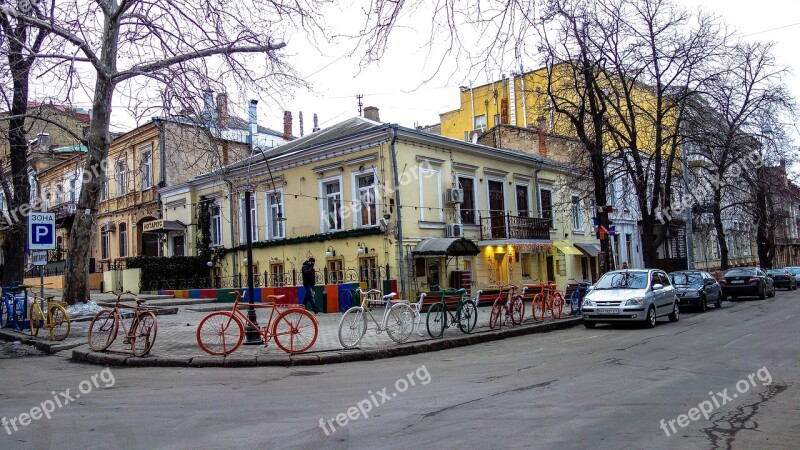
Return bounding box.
[425,288,478,338]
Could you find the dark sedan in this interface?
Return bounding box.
[719,267,775,300]
[767,269,797,290]
[669,270,723,311]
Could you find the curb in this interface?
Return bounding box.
[69,316,584,368]
[0,328,84,354]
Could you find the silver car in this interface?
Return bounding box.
[582,269,680,328]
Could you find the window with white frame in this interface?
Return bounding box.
[267,190,285,239]
[516,184,530,217]
[100,178,108,201]
[43,188,50,210]
[474,115,486,130]
[239,193,258,243]
[55,182,63,205]
[116,159,126,196]
[571,195,583,231]
[356,172,378,227]
[210,203,222,246]
[119,223,128,257]
[141,150,152,190]
[458,176,477,224]
[322,178,343,231]
[101,229,110,260]
[69,179,77,204]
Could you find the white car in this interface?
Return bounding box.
[582,269,680,328]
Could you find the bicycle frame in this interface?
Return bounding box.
[356,289,398,331]
[1,287,27,330]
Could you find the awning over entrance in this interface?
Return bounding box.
[553,240,583,256]
[142,219,186,233]
[412,238,481,257]
[574,242,601,257]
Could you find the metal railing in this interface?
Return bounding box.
[479,213,551,240]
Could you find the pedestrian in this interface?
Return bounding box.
[622,261,629,270]
[301,257,319,314]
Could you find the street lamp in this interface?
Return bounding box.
[243,100,261,345]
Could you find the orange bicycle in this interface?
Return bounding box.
[196,291,318,355]
[528,279,564,321]
[486,284,524,329]
[88,290,157,357]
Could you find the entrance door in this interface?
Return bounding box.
[142,233,160,256]
[172,235,185,257]
[488,180,506,238]
[546,255,555,282]
[494,253,508,285]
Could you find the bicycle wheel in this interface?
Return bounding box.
[0,299,7,328]
[457,299,477,334]
[551,293,564,319]
[88,310,119,351]
[48,304,71,341]
[130,311,158,357]
[510,295,524,325]
[489,298,503,330]
[386,303,414,343]
[196,312,244,355]
[273,309,318,353]
[426,302,446,338]
[29,303,42,337]
[532,294,546,322]
[338,307,367,349]
[570,291,580,315]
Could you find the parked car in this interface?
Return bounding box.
[767,269,797,290]
[782,267,800,284]
[668,270,723,311]
[719,267,776,300]
[582,269,679,329]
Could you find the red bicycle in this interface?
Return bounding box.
[528,279,564,321]
[487,284,524,329]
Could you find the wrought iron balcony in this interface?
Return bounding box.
[479,213,551,241]
[49,200,77,221]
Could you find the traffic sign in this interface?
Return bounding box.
[28,213,56,250]
[32,250,48,266]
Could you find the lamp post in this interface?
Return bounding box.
[243,100,261,345]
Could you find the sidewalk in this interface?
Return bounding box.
[2,294,583,367]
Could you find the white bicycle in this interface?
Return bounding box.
[338,289,414,349]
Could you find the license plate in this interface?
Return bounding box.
[731,280,745,284]
[598,308,619,314]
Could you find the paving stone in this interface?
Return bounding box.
[224,356,258,367]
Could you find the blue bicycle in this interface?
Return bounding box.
[1,282,28,331]
[568,278,591,316]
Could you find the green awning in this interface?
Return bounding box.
[412,238,481,257]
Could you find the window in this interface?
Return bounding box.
[458,176,476,224]
[100,178,107,201]
[239,194,258,243]
[539,188,554,228]
[69,179,77,204]
[118,223,128,257]
[116,159,126,196]
[269,263,285,287]
[516,184,529,217]
[474,115,486,130]
[494,114,500,126]
[356,173,378,227]
[267,191,285,239]
[608,181,617,206]
[101,230,109,260]
[418,166,442,222]
[43,189,50,210]
[328,259,343,284]
[141,151,152,190]
[55,182,63,205]
[323,179,343,231]
[359,256,378,290]
[210,204,222,246]
[571,195,583,231]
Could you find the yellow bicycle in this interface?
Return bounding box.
[24,285,71,341]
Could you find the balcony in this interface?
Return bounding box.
[100,188,157,213]
[479,213,551,241]
[49,201,77,227]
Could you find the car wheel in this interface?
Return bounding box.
[759,285,766,300]
[668,302,680,322]
[714,295,722,308]
[793,284,797,290]
[583,320,596,329]
[699,295,708,313]
[645,305,657,328]
[768,286,776,298]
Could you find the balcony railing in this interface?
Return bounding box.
[49,200,77,220]
[479,213,551,241]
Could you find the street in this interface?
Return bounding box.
[1,290,798,450]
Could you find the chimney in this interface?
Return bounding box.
[364,106,380,122]
[312,113,320,132]
[248,100,258,146]
[283,111,293,140]
[299,112,304,137]
[216,93,229,128]
[203,90,216,126]
[537,116,547,157]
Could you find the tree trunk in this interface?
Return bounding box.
[640,214,660,268]
[2,49,32,285]
[755,177,772,269]
[712,190,729,270]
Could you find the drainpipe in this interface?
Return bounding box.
[388,125,406,298]
[533,161,543,216]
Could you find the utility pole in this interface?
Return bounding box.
[244,99,261,345]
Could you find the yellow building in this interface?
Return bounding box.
[159,107,605,306]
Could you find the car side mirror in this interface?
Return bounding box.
[704,279,715,285]
[652,283,664,290]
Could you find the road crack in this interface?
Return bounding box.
[701,382,789,449]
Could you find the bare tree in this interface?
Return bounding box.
[0,0,328,303]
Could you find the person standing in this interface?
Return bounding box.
[301,257,319,314]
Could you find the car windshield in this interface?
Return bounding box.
[725,269,756,277]
[767,269,785,275]
[789,268,800,275]
[670,273,702,287]
[594,271,649,290]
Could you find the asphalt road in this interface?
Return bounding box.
[1,290,798,450]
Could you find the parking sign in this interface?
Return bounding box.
[28,213,56,250]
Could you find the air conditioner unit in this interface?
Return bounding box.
[445,188,464,204]
[445,223,464,238]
